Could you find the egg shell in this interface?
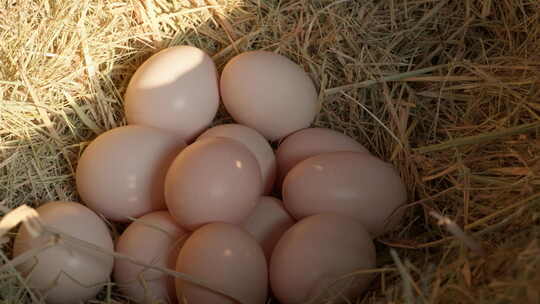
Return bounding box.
[114,211,189,304]
[242,196,295,260]
[164,137,263,230]
[270,213,376,304]
[124,45,219,141]
[220,51,318,141]
[197,124,276,194]
[175,222,268,304]
[12,201,114,304]
[76,125,186,222]
[276,127,369,189]
[282,152,406,236]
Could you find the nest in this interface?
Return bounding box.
[1,0,539,303]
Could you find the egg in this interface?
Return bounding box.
[12,201,114,304]
[165,137,262,230]
[114,211,189,303]
[76,125,186,222]
[242,196,295,260]
[276,127,369,188]
[197,124,276,194]
[270,213,376,304]
[220,51,318,141]
[283,152,406,236]
[175,222,268,304]
[124,46,219,141]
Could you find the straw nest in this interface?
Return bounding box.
[1,0,539,303]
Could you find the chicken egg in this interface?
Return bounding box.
[270,213,375,304]
[114,211,189,304]
[276,127,369,189]
[198,124,276,194]
[124,46,219,141]
[283,152,407,236]
[76,125,186,222]
[12,201,114,304]
[242,196,295,260]
[220,51,318,141]
[175,222,268,304]
[165,137,262,230]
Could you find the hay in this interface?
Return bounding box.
[1,0,539,303]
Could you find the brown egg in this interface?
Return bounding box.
[220,51,318,141]
[276,127,369,189]
[76,125,186,222]
[242,196,295,260]
[12,201,114,304]
[165,137,262,230]
[197,124,276,194]
[283,152,406,236]
[114,211,189,303]
[270,213,376,304]
[124,46,219,141]
[175,222,267,304]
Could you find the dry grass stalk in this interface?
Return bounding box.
[429,211,485,256]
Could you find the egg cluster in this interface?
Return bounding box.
[12,46,406,304]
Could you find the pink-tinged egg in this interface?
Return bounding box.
[242,196,295,260]
[76,125,186,222]
[270,214,376,304]
[114,211,189,304]
[124,46,219,141]
[198,124,276,194]
[165,137,262,230]
[175,223,268,304]
[283,152,406,236]
[220,51,318,141]
[276,127,369,189]
[13,201,114,304]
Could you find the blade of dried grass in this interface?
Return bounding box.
[466,193,540,230]
[0,205,41,239]
[416,122,540,153]
[390,249,423,304]
[325,64,449,95]
[429,211,485,256]
[0,250,41,303]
